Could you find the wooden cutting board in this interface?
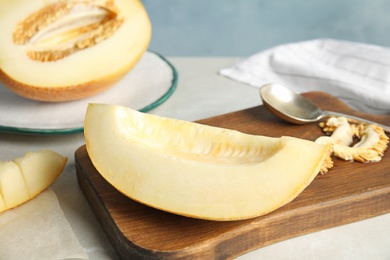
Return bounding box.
[75,92,390,259]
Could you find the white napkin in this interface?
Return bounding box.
[220,39,390,115]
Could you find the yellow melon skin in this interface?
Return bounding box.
[0,0,151,102]
[84,104,330,221]
[0,150,67,213]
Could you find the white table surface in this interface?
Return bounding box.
[1,57,389,259]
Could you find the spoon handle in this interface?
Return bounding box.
[322,111,390,133]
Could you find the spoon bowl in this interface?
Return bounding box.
[259,83,390,133]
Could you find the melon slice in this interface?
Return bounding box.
[0,193,5,212]
[0,0,151,102]
[0,150,67,213]
[0,161,30,211]
[84,104,330,221]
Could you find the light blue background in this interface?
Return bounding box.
[142,0,390,56]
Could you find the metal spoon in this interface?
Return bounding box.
[259,83,390,133]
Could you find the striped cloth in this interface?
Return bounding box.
[220,39,390,115]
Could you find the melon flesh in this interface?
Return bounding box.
[0,161,30,211]
[14,150,68,198]
[0,193,5,212]
[0,150,67,212]
[84,104,329,221]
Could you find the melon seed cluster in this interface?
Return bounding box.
[13,0,123,62]
[315,117,389,163]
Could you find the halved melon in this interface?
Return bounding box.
[0,0,151,102]
[84,104,330,221]
[0,150,67,212]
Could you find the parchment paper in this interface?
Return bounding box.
[0,188,88,260]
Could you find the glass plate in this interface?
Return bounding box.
[0,51,177,135]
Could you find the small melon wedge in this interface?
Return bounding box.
[14,150,68,198]
[0,193,5,212]
[0,161,30,210]
[0,150,67,213]
[84,103,330,221]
